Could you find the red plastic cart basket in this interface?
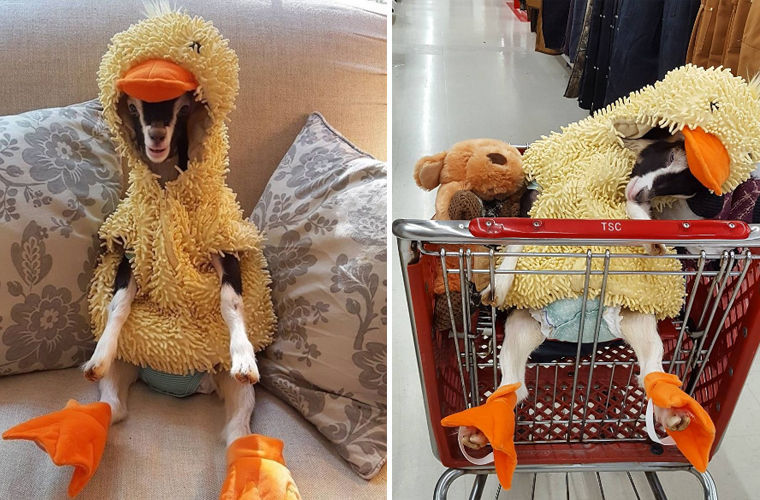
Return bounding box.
[394,217,760,499]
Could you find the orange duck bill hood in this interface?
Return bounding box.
[116,59,198,102]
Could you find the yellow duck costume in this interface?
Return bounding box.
[89,7,275,375]
[3,6,300,499]
[443,66,760,489]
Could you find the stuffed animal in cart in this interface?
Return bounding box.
[413,139,526,331]
[441,66,760,490]
[2,6,299,499]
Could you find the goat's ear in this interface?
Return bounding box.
[116,96,136,141]
[186,100,210,163]
[414,151,447,190]
[613,119,653,140]
[620,137,655,155]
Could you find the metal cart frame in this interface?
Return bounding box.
[395,218,760,499]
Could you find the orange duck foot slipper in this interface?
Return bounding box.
[220,434,301,500]
[441,383,520,490]
[2,400,111,497]
[645,372,716,472]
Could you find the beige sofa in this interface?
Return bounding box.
[0,1,387,498]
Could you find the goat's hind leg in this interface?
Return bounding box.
[460,309,545,450]
[619,310,690,431]
[213,372,256,447]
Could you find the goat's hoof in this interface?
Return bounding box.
[82,360,106,382]
[459,426,488,450]
[480,286,494,306]
[231,357,260,384]
[664,411,691,432]
[655,405,692,432]
[233,371,259,384]
[645,243,666,256]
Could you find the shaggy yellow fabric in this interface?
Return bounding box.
[499,66,760,318]
[88,9,276,374]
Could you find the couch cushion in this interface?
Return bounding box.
[0,368,386,499]
[250,113,387,479]
[0,0,387,215]
[0,100,122,376]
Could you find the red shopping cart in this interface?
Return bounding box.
[394,216,760,499]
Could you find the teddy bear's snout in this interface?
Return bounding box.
[487,152,508,165]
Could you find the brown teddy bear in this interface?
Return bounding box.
[413,139,527,331]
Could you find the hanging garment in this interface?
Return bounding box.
[564,0,595,97]
[722,0,751,74]
[605,0,664,107]
[564,0,590,61]
[578,0,617,111]
[529,0,564,54]
[541,0,573,51]
[687,0,759,78]
[606,0,700,107]
[708,0,737,67]
[659,0,701,78]
[737,0,760,79]
[688,0,732,67]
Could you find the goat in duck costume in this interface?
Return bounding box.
[3,5,299,499]
[440,65,760,489]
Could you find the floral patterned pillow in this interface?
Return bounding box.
[250,113,387,479]
[0,100,122,376]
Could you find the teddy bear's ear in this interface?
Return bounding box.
[414,151,447,190]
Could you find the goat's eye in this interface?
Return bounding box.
[189,41,202,54]
[668,150,676,163]
[128,103,138,115]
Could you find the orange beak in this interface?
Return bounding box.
[682,126,730,195]
[117,59,198,103]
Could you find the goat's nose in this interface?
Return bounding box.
[626,178,651,203]
[148,128,166,142]
[634,188,650,203]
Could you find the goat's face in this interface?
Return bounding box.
[126,94,192,164]
[624,133,704,206]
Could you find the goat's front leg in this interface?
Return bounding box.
[83,255,135,381]
[459,309,545,450]
[213,253,259,384]
[625,198,665,255]
[619,310,690,431]
[480,244,524,306]
[98,359,138,424]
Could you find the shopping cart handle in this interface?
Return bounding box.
[469,218,751,240]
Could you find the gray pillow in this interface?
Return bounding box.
[0,100,122,376]
[250,113,387,479]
